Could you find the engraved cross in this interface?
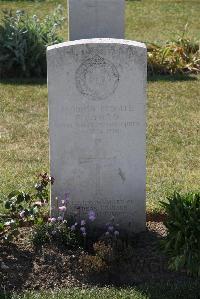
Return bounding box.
[79,139,115,197]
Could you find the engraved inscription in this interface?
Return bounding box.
[79,138,116,198]
[63,103,142,135]
[75,55,119,101]
[70,197,133,219]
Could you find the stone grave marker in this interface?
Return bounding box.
[47,38,146,232]
[68,0,124,40]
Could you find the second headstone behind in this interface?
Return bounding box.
[68,0,124,40]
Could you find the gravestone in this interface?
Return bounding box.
[68,0,124,40]
[47,38,146,232]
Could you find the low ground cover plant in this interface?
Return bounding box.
[0,6,64,78]
[1,173,200,278]
[0,174,128,278]
[0,173,121,251]
[160,192,200,277]
[0,173,53,241]
[147,28,200,75]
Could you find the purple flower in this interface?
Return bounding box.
[89,215,96,221]
[62,192,70,205]
[49,217,56,223]
[34,201,42,206]
[81,220,86,226]
[58,206,66,212]
[80,226,86,233]
[108,225,114,232]
[5,220,14,226]
[57,216,63,221]
[19,210,25,218]
[105,231,110,236]
[71,225,76,231]
[64,192,70,201]
[88,210,96,221]
[88,210,95,216]
[114,230,119,236]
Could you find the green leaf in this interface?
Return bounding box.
[7,190,20,200]
[5,200,11,209]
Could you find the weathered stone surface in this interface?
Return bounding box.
[47,39,146,232]
[68,0,124,40]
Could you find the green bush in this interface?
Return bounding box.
[0,7,64,78]
[160,192,200,276]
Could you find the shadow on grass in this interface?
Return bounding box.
[148,74,198,82]
[1,74,198,86]
[0,78,47,86]
[80,228,193,289]
[135,280,200,299]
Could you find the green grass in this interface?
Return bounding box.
[1,76,199,213]
[147,75,200,211]
[0,80,48,202]
[0,0,200,213]
[1,281,200,299]
[126,0,200,43]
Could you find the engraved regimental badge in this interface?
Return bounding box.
[75,55,119,101]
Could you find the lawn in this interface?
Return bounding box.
[0,0,200,212]
[1,282,200,299]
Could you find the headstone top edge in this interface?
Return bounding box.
[47,38,146,53]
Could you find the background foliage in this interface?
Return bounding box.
[0,6,64,78]
[148,29,200,75]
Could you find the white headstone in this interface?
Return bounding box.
[47,39,146,232]
[68,0,124,40]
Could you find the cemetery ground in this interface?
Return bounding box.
[0,0,200,298]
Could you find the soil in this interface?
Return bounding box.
[0,220,198,292]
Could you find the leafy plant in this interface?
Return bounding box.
[31,221,82,249]
[0,6,64,78]
[160,192,200,276]
[0,173,54,242]
[31,195,98,249]
[147,26,200,75]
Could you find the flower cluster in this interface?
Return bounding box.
[48,192,96,238]
[105,216,119,238]
[70,209,96,237]
[1,173,53,242]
